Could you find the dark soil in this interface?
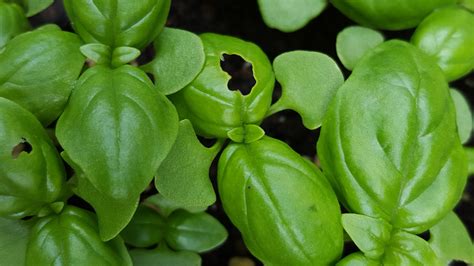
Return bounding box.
[30,1,474,265]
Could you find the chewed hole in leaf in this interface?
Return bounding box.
[11,138,32,159]
[220,54,256,95]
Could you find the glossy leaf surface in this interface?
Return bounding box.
[218,136,343,265]
[166,210,228,253]
[142,27,205,95]
[0,2,29,48]
[121,205,167,248]
[63,0,170,49]
[337,252,378,266]
[451,89,472,144]
[330,0,456,30]
[0,98,66,218]
[156,120,219,210]
[0,27,85,125]
[170,33,275,138]
[318,40,467,233]
[25,206,132,266]
[7,0,53,16]
[0,218,32,266]
[144,194,206,218]
[270,51,344,129]
[336,26,384,70]
[257,0,326,32]
[429,212,473,264]
[130,245,201,266]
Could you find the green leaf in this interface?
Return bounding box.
[429,212,473,264]
[0,98,67,218]
[465,147,474,175]
[25,206,132,266]
[218,136,343,265]
[0,217,33,266]
[459,0,474,11]
[269,51,344,129]
[121,205,167,248]
[111,46,141,67]
[80,43,112,65]
[411,6,474,81]
[0,2,29,49]
[144,194,207,218]
[0,27,85,125]
[56,65,178,240]
[257,0,326,32]
[156,120,220,210]
[317,40,468,234]
[336,252,379,266]
[165,210,228,253]
[341,214,392,259]
[330,0,456,30]
[63,0,170,49]
[227,124,265,143]
[130,245,201,266]
[450,89,472,144]
[141,27,205,95]
[6,0,53,17]
[383,231,442,265]
[336,26,384,71]
[170,33,275,139]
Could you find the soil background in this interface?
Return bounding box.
[30,1,474,265]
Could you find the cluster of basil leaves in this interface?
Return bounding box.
[1,0,474,266]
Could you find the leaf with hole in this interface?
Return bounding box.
[156,120,220,210]
[336,26,384,71]
[56,65,179,240]
[0,2,29,49]
[130,245,201,266]
[411,6,474,81]
[0,98,67,219]
[218,136,343,265]
[0,217,33,266]
[25,206,132,266]
[0,27,85,125]
[318,40,468,234]
[170,33,275,139]
[142,27,206,95]
[269,51,344,129]
[429,212,473,264]
[257,0,327,32]
[64,0,170,49]
[450,89,472,144]
[165,210,228,253]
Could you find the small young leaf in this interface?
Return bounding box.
[144,194,207,218]
[341,214,392,259]
[269,51,344,129]
[0,28,85,125]
[165,210,228,253]
[227,124,265,143]
[0,218,33,266]
[429,212,473,264]
[336,26,384,70]
[25,206,132,266]
[336,252,379,266]
[141,27,205,95]
[156,120,220,210]
[383,231,442,265]
[121,205,167,248]
[111,46,141,67]
[130,245,201,266]
[80,43,112,65]
[450,89,472,144]
[0,98,67,219]
[0,2,29,49]
[257,0,326,32]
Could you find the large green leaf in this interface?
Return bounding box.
[257,0,326,32]
[56,65,179,240]
[0,2,29,49]
[170,33,275,139]
[165,210,227,253]
[142,27,205,95]
[130,245,201,266]
[336,26,384,71]
[0,98,66,218]
[218,136,343,265]
[25,206,132,266]
[317,40,468,234]
[429,212,473,264]
[411,6,474,81]
[156,120,221,210]
[330,0,456,30]
[0,27,85,125]
[269,50,344,129]
[0,217,33,266]
[63,0,170,49]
